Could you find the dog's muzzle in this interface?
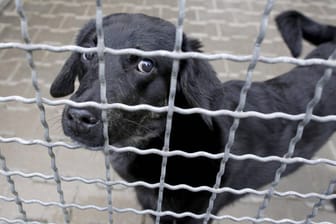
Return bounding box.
[62,106,104,147]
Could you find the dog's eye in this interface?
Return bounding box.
[137,59,154,74]
[82,52,95,61]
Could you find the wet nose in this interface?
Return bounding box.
[66,108,99,134]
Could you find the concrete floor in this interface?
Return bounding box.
[0,0,336,223]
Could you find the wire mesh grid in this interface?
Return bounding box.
[0,0,336,223]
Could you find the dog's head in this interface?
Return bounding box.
[50,13,217,148]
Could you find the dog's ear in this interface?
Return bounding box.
[177,36,221,129]
[182,36,203,52]
[50,19,97,98]
[50,53,81,97]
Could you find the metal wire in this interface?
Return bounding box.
[305,178,336,224]
[155,0,186,223]
[0,194,335,224]
[0,42,336,67]
[14,0,70,223]
[0,149,27,221]
[1,168,336,201]
[95,0,114,223]
[2,135,336,168]
[203,1,275,223]
[3,96,336,122]
[255,47,336,221]
[0,0,336,224]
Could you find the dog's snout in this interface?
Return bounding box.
[65,108,100,135]
[67,108,99,126]
[62,106,103,147]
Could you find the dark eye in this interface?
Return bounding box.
[82,52,95,61]
[137,59,154,74]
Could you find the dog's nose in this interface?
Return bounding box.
[66,108,99,134]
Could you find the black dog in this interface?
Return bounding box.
[50,11,336,223]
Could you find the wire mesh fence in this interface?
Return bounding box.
[1,0,336,223]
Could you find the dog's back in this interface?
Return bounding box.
[214,10,336,216]
[275,9,336,211]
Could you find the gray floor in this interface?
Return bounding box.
[0,0,336,223]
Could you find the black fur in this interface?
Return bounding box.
[50,11,336,224]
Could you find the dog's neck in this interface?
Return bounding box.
[165,93,222,153]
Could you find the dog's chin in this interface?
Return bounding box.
[81,143,105,151]
[62,123,105,150]
[72,139,105,151]
[68,134,135,151]
[66,134,105,151]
